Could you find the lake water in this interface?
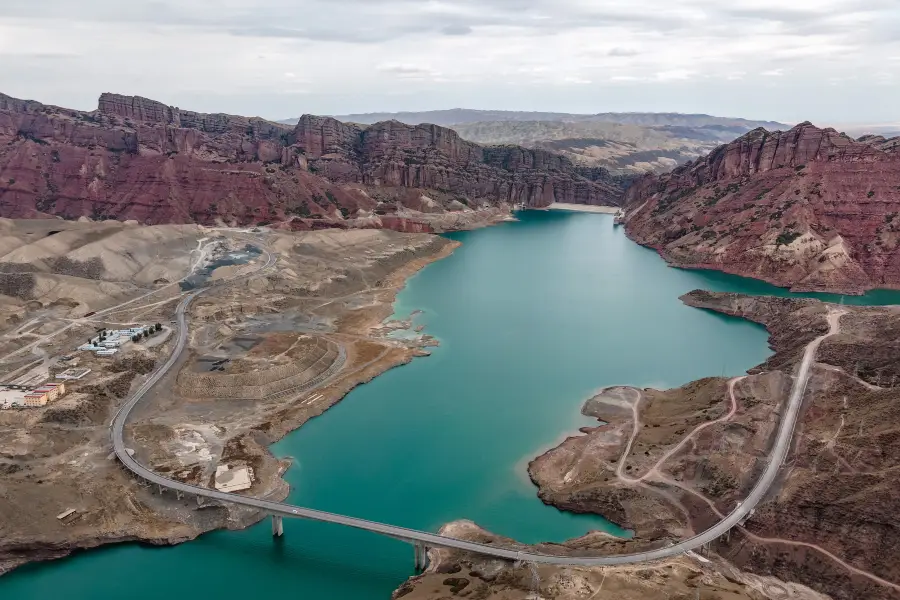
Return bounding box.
[5,211,900,599]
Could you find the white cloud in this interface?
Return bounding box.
[0,0,896,122]
[655,69,696,81]
[376,63,442,80]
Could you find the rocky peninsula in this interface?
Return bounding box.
[395,292,900,600]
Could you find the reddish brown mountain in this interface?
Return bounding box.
[0,93,624,230]
[623,122,900,293]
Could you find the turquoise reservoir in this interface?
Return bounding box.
[4,211,899,599]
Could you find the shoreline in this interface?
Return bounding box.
[622,225,899,297]
[0,234,462,577]
[542,203,620,214]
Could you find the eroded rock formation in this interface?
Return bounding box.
[623,122,900,293]
[0,93,624,228]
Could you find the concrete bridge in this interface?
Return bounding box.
[111,257,832,571]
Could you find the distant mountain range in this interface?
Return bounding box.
[278,109,786,130]
[278,110,791,174]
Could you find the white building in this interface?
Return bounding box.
[96,349,119,356]
[214,464,254,492]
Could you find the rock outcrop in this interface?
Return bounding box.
[623,122,900,293]
[0,92,624,228]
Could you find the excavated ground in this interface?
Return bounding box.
[0,223,456,575]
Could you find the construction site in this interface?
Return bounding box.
[0,219,455,575]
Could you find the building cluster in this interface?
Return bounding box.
[0,322,163,409]
[0,382,67,409]
[77,324,161,357]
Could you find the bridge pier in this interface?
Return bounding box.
[272,515,284,537]
[413,542,429,572]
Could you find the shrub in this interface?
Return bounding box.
[868,190,876,198]
[776,231,802,246]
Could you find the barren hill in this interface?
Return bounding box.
[311,109,785,130]
[291,110,789,174]
[622,122,900,294]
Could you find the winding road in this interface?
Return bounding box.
[111,251,846,566]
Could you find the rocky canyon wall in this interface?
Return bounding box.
[623,122,900,293]
[0,92,624,229]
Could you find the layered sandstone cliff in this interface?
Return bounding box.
[0,93,624,229]
[623,122,900,293]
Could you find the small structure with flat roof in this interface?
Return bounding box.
[214,464,254,493]
[57,368,91,381]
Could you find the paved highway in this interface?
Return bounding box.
[112,254,843,566]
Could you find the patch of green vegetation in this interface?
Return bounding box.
[703,183,740,207]
[652,187,696,215]
[7,178,14,185]
[755,188,773,201]
[701,230,717,240]
[886,213,896,223]
[776,231,802,246]
[868,190,876,198]
[286,203,311,218]
[325,190,337,205]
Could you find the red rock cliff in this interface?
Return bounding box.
[290,116,625,207]
[0,92,624,227]
[623,122,900,293]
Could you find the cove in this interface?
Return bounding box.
[5,210,900,600]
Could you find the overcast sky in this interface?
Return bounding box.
[0,0,897,125]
